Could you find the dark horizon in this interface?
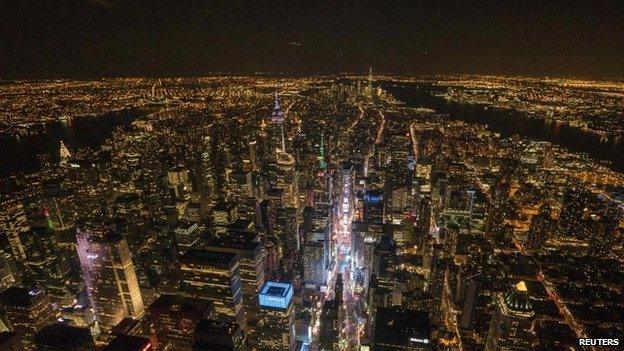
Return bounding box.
[1,1,623,79]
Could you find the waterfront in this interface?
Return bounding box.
[383,82,624,172]
[0,107,150,176]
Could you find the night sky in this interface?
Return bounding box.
[1,0,623,78]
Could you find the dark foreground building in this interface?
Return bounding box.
[34,323,95,351]
[372,307,432,351]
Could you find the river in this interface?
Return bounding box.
[382,82,624,172]
[0,107,151,176]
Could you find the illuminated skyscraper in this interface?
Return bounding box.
[0,198,30,261]
[275,207,298,278]
[302,241,326,287]
[525,204,553,251]
[173,222,202,253]
[0,287,56,350]
[557,187,591,240]
[485,281,536,351]
[179,249,246,331]
[59,140,71,164]
[0,249,18,290]
[319,300,339,351]
[76,224,145,331]
[256,281,295,350]
[204,237,266,326]
[270,91,285,124]
[20,227,71,303]
[588,203,621,256]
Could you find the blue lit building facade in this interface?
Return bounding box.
[256,281,296,351]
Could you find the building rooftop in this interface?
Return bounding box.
[374,307,431,348]
[34,323,93,348]
[193,318,241,351]
[205,237,261,254]
[149,294,213,317]
[180,249,238,268]
[102,335,153,351]
[504,281,534,313]
[259,281,294,310]
[0,287,42,307]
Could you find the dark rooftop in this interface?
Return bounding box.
[0,287,42,307]
[149,294,213,317]
[102,335,152,351]
[374,307,431,348]
[34,323,93,348]
[180,249,238,268]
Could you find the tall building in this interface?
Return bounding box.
[485,281,536,351]
[148,295,213,351]
[459,274,481,331]
[20,226,71,302]
[256,281,296,351]
[59,140,72,163]
[192,319,245,351]
[204,237,266,326]
[179,249,246,331]
[372,307,432,351]
[0,198,30,261]
[415,197,431,250]
[76,224,145,331]
[34,323,95,351]
[275,207,299,278]
[557,187,591,240]
[588,203,621,256]
[0,287,56,350]
[525,204,553,251]
[302,241,327,287]
[173,222,203,253]
[318,300,339,351]
[102,335,154,351]
[0,332,23,351]
[0,249,18,290]
[372,235,395,278]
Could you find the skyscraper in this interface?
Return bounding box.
[34,323,95,351]
[256,281,296,351]
[192,318,245,351]
[319,300,339,351]
[204,237,266,326]
[0,332,23,351]
[0,287,56,350]
[588,203,621,256]
[0,198,30,261]
[485,281,536,351]
[148,295,213,351]
[372,307,432,351]
[302,241,327,287]
[557,187,591,240]
[525,204,553,252]
[76,224,145,331]
[179,249,246,331]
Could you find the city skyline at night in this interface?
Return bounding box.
[1,2,623,351]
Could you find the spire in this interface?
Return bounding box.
[318,132,327,169]
[271,91,285,123]
[59,140,71,163]
[281,123,286,152]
